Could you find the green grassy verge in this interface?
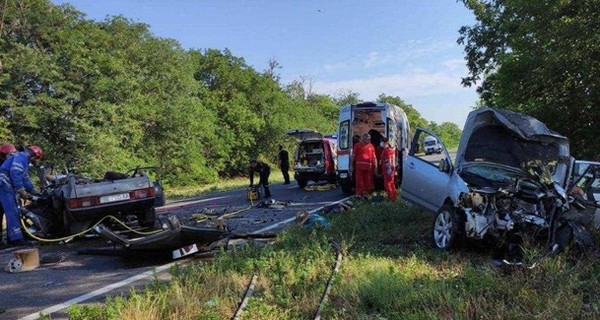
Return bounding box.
[68,201,600,319]
[166,170,288,200]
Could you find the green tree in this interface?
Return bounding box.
[377,94,428,132]
[459,0,600,160]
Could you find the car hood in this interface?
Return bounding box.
[455,108,570,186]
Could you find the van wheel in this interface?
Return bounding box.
[341,182,353,195]
[297,179,307,188]
[432,204,464,251]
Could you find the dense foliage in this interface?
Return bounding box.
[0,0,462,187]
[459,0,600,160]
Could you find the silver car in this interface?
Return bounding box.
[401,108,600,251]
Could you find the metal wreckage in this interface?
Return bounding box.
[403,108,600,261]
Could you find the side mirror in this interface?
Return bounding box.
[438,158,449,173]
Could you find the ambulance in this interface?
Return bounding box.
[336,102,410,194]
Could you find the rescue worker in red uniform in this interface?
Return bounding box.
[353,133,377,197]
[380,137,397,201]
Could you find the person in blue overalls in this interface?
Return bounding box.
[0,145,43,245]
[0,144,18,245]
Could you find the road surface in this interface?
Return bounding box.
[0,181,349,320]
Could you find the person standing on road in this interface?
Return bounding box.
[354,133,377,197]
[0,144,18,245]
[277,145,290,184]
[250,159,272,198]
[380,137,397,201]
[0,145,43,245]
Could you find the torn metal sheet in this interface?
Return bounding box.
[93,215,226,253]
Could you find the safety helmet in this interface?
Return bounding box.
[27,145,43,159]
[0,143,17,155]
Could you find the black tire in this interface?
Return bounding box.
[432,204,464,251]
[297,179,308,188]
[341,182,353,195]
[137,208,157,228]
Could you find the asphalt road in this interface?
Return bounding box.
[0,181,349,320]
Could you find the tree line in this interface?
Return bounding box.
[459,0,600,160]
[0,0,461,186]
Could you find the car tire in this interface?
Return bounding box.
[341,182,353,195]
[432,204,464,250]
[297,179,308,188]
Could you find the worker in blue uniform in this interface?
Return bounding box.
[0,145,43,245]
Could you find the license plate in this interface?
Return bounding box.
[99,193,130,204]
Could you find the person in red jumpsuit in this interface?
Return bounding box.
[353,133,377,197]
[380,137,397,201]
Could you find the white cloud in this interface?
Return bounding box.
[442,58,467,71]
[313,69,478,128]
[323,62,349,72]
[364,51,380,68]
[313,70,467,100]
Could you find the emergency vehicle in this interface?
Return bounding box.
[286,129,337,188]
[336,102,410,194]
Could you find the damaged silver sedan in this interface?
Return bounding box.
[401,108,599,253]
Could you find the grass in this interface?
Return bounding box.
[165,170,288,200]
[68,200,600,320]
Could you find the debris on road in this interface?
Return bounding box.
[4,248,40,273]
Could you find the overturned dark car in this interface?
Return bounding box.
[22,167,165,238]
[401,108,599,254]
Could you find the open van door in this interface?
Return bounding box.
[286,129,323,142]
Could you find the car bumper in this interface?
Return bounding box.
[66,197,156,221]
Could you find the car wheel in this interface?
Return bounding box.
[297,179,308,188]
[432,204,463,250]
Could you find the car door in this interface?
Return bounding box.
[569,160,600,206]
[401,128,454,212]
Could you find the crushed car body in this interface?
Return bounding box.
[22,167,165,238]
[402,107,599,253]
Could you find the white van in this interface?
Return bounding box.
[336,102,410,194]
[424,135,442,155]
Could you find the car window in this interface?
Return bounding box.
[338,120,350,150]
[409,130,447,168]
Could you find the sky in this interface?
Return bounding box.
[52,0,479,128]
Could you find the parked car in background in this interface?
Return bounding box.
[287,129,337,188]
[401,107,598,253]
[336,102,410,194]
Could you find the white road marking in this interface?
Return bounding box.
[19,262,178,320]
[286,185,299,189]
[21,195,353,319]
[160,195,231,209]
[252,196,353,234]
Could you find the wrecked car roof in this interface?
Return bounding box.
[456,107,570,185]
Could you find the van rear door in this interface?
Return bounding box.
[286,129,323,141]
